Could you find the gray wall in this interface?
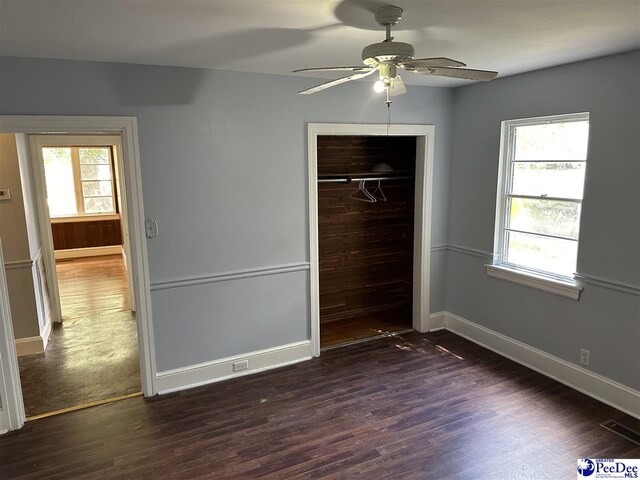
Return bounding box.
[0,134,39,339]
[3,52,635,391]
[447,50,640,389]
[0,57,452,371]
[0,134,30,261]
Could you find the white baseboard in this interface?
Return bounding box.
[15,335,44,357]
[156,340,313,394]
[427,311,447,331]
[432,311,640,419]
[54,245,122,260]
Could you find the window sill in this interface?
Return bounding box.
[485,264,582,300]
[50,214,120,224]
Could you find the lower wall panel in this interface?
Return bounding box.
[156,340,312,394]
[151,268,310,372]
[430,311,640,419]
[4,267,39,339]
[445,248,640,391]
[51,219,122,250]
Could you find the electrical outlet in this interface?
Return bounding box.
[233,360,248,372]
[580,348,590,367]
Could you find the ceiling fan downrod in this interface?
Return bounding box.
[375,5,403,42]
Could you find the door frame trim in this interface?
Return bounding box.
[29,134,137,313]
[0,116,157,432]
[0,240,25,433]
[307,123,435,357]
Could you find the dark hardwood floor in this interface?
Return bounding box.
[17,255,140,417]
[18,310,141,417]
[2,330,638,479]
[320,313,412,348]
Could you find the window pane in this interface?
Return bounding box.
[42,147,77,217]
[84,197,113,213]
[80,164,112,181]
[514,121,589,160]
[506,231,577,277]
[508,198,581,239]
[79,147,110,164]
[511,162,586,199]
[82,181,112,197]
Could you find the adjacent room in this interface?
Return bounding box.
[0,133,141,418]
[0,1,638,479]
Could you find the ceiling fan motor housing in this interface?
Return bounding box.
[362,41,415,66]
[374,5,403,26]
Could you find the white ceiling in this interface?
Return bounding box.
[0,0,639,87]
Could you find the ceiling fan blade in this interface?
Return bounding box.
[389,75,407,96]
[293,66,372,73]
[414,66,498,81]
[400,57,467,69]
[298,69,376,95]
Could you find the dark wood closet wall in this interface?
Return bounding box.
[317,135,416,327]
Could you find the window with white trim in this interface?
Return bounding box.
[42,146,116,218]
[493,113,589,280]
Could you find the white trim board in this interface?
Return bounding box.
[150,262,310,291]
[307,123,435,358]
[54,245,122,260]
[156,340,312,394]
[0,240,26,433]
[574,273,640,296]
[442,244,638,298]
[486,264,583,300]
[429,311,640,419]
[3,259,33,271]
[15,336,44,357]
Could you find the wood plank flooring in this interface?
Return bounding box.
[320,313,412,348]
[17,255,140,417]
[3,330,638,479]
[56,255,130,320]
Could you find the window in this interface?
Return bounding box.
[42,146,116,217]
[493,113,589,281]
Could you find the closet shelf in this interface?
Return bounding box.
[317,172,413,183]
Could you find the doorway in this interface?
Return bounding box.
[317,135,416,348]
[17,135,140,418]
[307,124,435,356]
[0,115,156,433]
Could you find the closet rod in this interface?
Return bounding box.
[317,176,413,184]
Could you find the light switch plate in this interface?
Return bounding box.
[0,189,11,200]
[145,218,158,238]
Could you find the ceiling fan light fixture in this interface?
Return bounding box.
[373,80,386,93]
[293,5,498,96]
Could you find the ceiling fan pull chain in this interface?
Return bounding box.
[386,87,392,136]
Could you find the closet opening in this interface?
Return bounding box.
[317,134,417,348]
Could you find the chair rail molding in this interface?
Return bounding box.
[150,262,310,291]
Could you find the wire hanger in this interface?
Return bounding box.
[349,179,377,203]
[370,179,387,202]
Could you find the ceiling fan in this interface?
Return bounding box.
[293,5,498,97]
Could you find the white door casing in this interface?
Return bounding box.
[0,239,26,433]
[307,123,435,357]
[29,135,136,313]
[0,116,157,433]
